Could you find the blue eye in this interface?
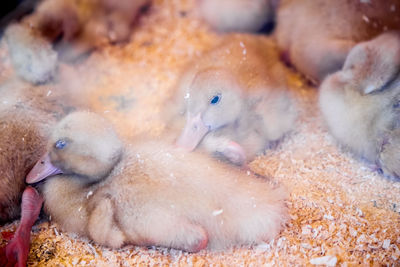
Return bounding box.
[55,140,67,149]
[210,94,221,105]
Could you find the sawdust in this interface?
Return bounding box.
[0,0,399,266]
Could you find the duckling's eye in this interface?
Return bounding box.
[210,94,221,105]
[55,140,67,150]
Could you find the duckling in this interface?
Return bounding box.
[24,111,287,252]
[275,0,400,82]
[319,31,400,178]
[0,79,68,224]
[30,0,150,48]
[197,0,277,32]
[32,0,150,46]
[3,0,150,80]
[3,23,58,84]
[174,34,296,165]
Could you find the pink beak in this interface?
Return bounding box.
[176,113,210,151]
[26,153,63,184]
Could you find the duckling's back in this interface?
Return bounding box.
[103,139,287,249]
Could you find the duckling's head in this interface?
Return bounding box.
[338,32,400,95]
[27,111,123,184]
[176,68,244,150]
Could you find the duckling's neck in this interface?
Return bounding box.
[102,148,125,179]
[42,175,96,196]
[65,148,125,186]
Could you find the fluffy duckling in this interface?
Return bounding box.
[275,0,400,82]
[174,34,296,165]
[30,0,150,47]
[319,31,400,178]
[197,0,277,32]
[3,23,58,84]
[2,0,150,82]
[0,79,68,223]
[25,111,287,252]
[29,0,151,44]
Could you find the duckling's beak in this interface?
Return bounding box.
[26,153,63,184]
[176,113,210,151]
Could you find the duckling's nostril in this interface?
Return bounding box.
[40,161,44,165]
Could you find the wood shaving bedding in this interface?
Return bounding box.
[0,0,399,265]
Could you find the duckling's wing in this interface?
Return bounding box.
[88,197,125,249]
